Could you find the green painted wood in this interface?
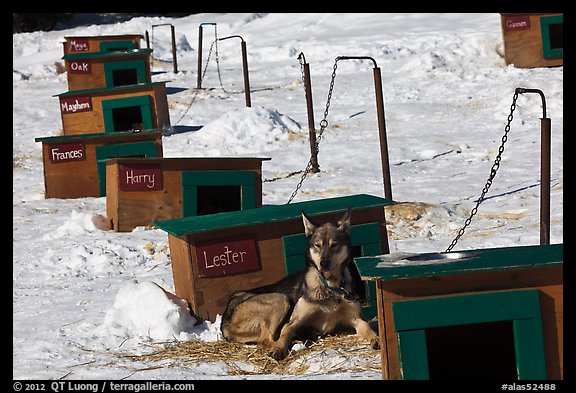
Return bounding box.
[95,141,159,196]
[104,59,147,88]
[62,48,151,60]
[99,40,137,52]
[35,130,162,143]
[513,318,548,379]
[102,95,153,132]
[393,289,542,331]
[153,194,394,237]
[394,289,547,380]
[540,15,563,59]
[181,171,256,217]
[397,329,430,380]
[53,81,166,98]
[354,244,562,281]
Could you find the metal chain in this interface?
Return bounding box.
[286,57,339,204]
[213,25,231,95]
[173,37,218,126]
[445,90,519,252]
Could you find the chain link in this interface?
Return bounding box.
[286,58,339,204]
[445,90,519,252]
[174,28,219,126]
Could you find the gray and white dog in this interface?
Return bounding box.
[221,208,379,359]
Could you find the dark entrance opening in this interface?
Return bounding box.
[113,68,138,86]
[548,22,563,50]
[425,320,517,380]
[112,106,143,132]
[197,185,242,215]
[347,244,367,302]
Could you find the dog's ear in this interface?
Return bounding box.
[302,211,316,237]
[337,207,352,235]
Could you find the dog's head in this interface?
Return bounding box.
[301,207,352,274]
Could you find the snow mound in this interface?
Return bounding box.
[178,106,302,156]
[42,210,101,240]
[101,281,222,346]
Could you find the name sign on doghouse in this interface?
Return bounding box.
[195,236,260,278]
[119,164,163,191]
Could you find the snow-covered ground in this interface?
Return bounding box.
[13,13,562,380]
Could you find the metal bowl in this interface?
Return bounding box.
[404,251,479,263]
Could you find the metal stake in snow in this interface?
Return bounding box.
[298,52,320,173]
[217,35,252,108]
[445,87,551,252]
[150,23,178,74]
[335,56,393,200]
[197,22,217,89]
[516,88,551,245]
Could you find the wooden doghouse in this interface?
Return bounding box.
[355,244,563,380]
[63,34,143,55]
[63,49,153,91]
[35,130,163,199]
[153,194,394,322]
[105,157,271,232]
[501,13,563,68]
[55,82,171,135]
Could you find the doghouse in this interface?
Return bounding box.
[105,156,271,232]
[54,82,171,135]
[354,243,563,380]
[500,13,563,68]
[153,194,394,321]
[35,129,163,199]
[63,34,143,55]
[63,48,153,91]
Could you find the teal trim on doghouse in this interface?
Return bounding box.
[354,244,563,282]
[35,129,162,143]
[282,222,383,320]
[53,82,166,98]
[153,194,394,237]
[100,40,136,52]
[95,141,159,196]
[104,59,147,88]
[393,289,547,380]
[181,171,257,217]
[540,15,563,59]
[62,48,152,61]
[102,95,153,132]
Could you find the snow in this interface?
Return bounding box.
[13,13,563,380]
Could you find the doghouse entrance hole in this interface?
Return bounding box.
[113,69,138,86]
[548,22,563,50]
[112,106,143,132]
[348,244,367,302]
[425,320,517,380]
[197,185,242,215]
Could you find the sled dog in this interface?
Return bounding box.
[220,208,379,360]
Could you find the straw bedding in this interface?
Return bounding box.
[122,334,381,376]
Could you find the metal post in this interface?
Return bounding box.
[197,23,216,89]
[335,56,393,200]
[197,25,203,89]
[516,88,550,245]
[240,40,252,107]
[219,35,252,108]
[540,117,551,245]
[170,24,178,74]
[300,54,320,172]
[373,66,393,201]
[151,23,178,73]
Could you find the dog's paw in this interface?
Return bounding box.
[370,337,381,350]
[269,346,289,360]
